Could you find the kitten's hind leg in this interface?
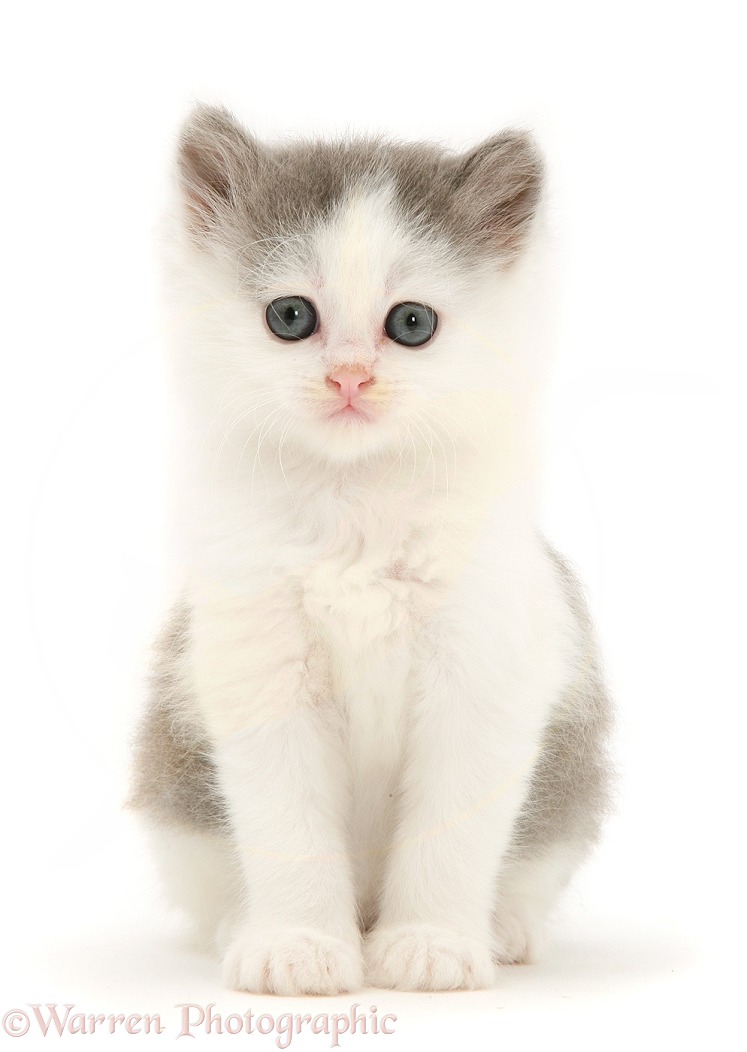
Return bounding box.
[146,824,244,952]
[492,842,583,964]
[492,546,615,965]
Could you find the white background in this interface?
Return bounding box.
[2,0,745,1048]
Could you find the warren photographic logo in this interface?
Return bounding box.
[2,1002,397,1046]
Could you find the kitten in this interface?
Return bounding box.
[129,105,612,995]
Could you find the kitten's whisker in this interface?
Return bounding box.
[250,402,293,502]
[409,413,437,510]
[426,415,452,504]
[411,409,452,544]
[219,383,284,426]
[420,398,477,459]
[276,419,297,509]
[221,391,284,441]
[428,417,454,542]
[408,421,419,485]
[195,376,250,473]
[228,400,286,488]
[233,400,285,467]
[377,418,412,485]
[416,404,458,485]
[399,421,412,483]
[215,393,283,477]
[453,389,490,445]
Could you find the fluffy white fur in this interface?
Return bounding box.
[141,118,606,995]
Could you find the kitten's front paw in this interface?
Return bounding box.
[223,926,363,995]
[364,925,496,991]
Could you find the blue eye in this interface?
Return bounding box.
[266,296,318,341]
[384,302,438,347]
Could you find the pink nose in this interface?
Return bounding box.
[326,367,372,404]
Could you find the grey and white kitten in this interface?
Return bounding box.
[130,105,612,995]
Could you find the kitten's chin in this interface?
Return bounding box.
[299,412,402,463]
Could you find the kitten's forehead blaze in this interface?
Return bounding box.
[262,182,455,345]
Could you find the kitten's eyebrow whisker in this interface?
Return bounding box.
[236,234,305,269]
[236,233,309,294]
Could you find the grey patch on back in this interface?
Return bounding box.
[177,105,544,286]
[128,600,229,834]
[508,543,615,860]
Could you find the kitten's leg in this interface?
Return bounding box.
[365,601,568,991]
[191,589,362,995]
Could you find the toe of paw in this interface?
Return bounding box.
[365,925,496,991]
[223,927,363,995]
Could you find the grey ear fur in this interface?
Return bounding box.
[177,104,260,232]
[451,131,544,257]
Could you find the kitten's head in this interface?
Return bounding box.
[167,106,547,472]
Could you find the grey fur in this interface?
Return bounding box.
[508,544,614,859]
[128,601,228,833]
[177,105,544,280]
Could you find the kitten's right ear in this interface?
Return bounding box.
[177,105,260,235]
[450,131,544,259]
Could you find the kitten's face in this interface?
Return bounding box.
[171,108,544,469]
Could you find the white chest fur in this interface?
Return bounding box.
[302,557,412,652]
[293,488,452,918]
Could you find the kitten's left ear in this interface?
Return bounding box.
[450,131,544,259]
